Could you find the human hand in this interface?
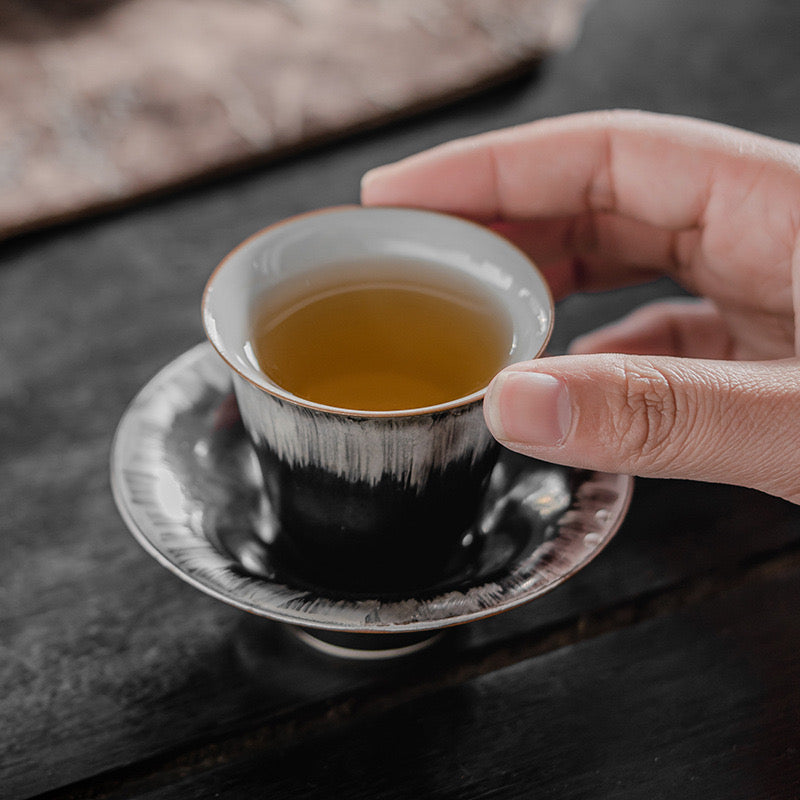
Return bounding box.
[361,110,800,503]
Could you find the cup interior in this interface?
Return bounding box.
[202,206,553,415]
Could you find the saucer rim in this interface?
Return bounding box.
[110,342,634,634]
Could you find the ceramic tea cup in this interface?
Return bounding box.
[202,206,553,595]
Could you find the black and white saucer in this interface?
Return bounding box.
[110,343,633,658]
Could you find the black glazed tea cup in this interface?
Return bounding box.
[202,206,553,594]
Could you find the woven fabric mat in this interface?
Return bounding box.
[0,0,587,240]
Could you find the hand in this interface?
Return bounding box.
[361,110,800,503]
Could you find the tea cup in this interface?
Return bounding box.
[202,206,553,594]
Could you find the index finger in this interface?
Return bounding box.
[361,110,800,277]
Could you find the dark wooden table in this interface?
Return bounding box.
[4,1,800,798]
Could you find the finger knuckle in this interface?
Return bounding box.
[611,361,684,468]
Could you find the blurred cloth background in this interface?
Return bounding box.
[0,0,588,242]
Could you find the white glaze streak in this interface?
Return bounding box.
[233,375,495,489]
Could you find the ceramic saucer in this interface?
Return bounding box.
[111,343,633,657]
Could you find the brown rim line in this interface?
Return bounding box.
[201,205,555,419]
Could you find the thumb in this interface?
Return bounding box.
[483,353,800,504]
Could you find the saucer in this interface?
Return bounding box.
[111,343,633,653]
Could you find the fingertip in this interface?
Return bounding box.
[484,369,570,447]
[360,165,391,205]
[483,371,510,440]
[360,158,429,206]
[567,334,596,355]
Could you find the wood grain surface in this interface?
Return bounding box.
[109,566,800,799]
[2,0,800,797]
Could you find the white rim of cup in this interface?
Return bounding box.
[201,205,554,419]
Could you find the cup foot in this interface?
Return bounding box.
[289,626,444,660]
